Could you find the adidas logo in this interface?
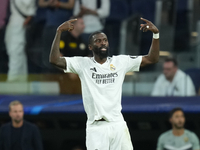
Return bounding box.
[90,67,97,72]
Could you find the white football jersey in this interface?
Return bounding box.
[64,55,142,124]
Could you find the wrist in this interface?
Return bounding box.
[153,32,159,39]
[57,28,62,33]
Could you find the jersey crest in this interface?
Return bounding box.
[110,64,116,71]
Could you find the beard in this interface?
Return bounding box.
[93,45,109,59]
[13,118,23,124]
[174,123,184,129]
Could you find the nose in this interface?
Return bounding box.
[101,40,106,45]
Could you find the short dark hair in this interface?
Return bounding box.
[169,107,184,118]
[164,57,178,66]
[88,31,104,45]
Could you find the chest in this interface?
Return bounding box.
[80,0,99,9]
[164,135,192,150]
[80,60,125,86]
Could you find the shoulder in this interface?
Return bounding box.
[1,122,11,129]
[177,69,187,78]
[0,122,11,134]
[24,121,38,130]
[65,56,90,63]
[177,70,193,81]
[156,74,165,81]
[158,130,172,140]
[112,55,140,61]
[185,129,199,139]
[1,122,11,130]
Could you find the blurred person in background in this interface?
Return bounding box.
[73,0,110,44]
[59,16,91,80]
[0,0,9,73]
[0,100,43,150]
[59,16,91,57]
[157,108,200,150]
[5,0,36,82]
[38,0,75,72]
[151,57,196,96]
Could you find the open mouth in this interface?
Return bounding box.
[101,48,107,51]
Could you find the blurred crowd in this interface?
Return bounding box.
[0,0,200,96]
[0,0,110,81]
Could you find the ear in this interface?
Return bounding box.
[169,118,172,123]
[9,111,11,117]
[88,45,92,51]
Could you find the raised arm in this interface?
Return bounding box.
[139,18,160,67]
[49,19,77,69]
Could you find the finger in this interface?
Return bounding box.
[144,28,148,32]
[140,24,145,30]
[140,18,149,23]
[140,24,147,31]
[69,19,77,23]
[70,25,74,29]
[68,26,74,31]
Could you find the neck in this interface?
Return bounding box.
[94,55,107,64]
[172,128,184,136]
[168,77,173,82]
[71,30,80,38]
[12,120,23,128]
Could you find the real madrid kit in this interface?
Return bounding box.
[64,55,142,150]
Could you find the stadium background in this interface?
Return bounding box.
[0,0,200,149]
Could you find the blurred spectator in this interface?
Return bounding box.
[157,108,200,150]
[38,0,75,72]
[73,0,110,44]
[0,0,9,29]
[59,17,91,57]
[5,0,36,82]
[60,17,91,80]
[0,0,9,73]
[0,100,43,150]
[151,58,196,96]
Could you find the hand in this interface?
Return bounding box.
[57,19,77,32]
[140,18,159,34]
[78,6,88,17]
[48,0,57,7]
[23,16,32,26]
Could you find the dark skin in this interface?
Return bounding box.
[49,18,159,69]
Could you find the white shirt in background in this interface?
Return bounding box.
[151,69,196,96]
[73,0,110,33]
[64,55,142,124]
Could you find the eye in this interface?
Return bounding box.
[97,39,101,43]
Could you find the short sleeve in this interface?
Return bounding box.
[156,135,163,150]
[63,57,82,74]
[121,55,142,73]
[191,133,200,150]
